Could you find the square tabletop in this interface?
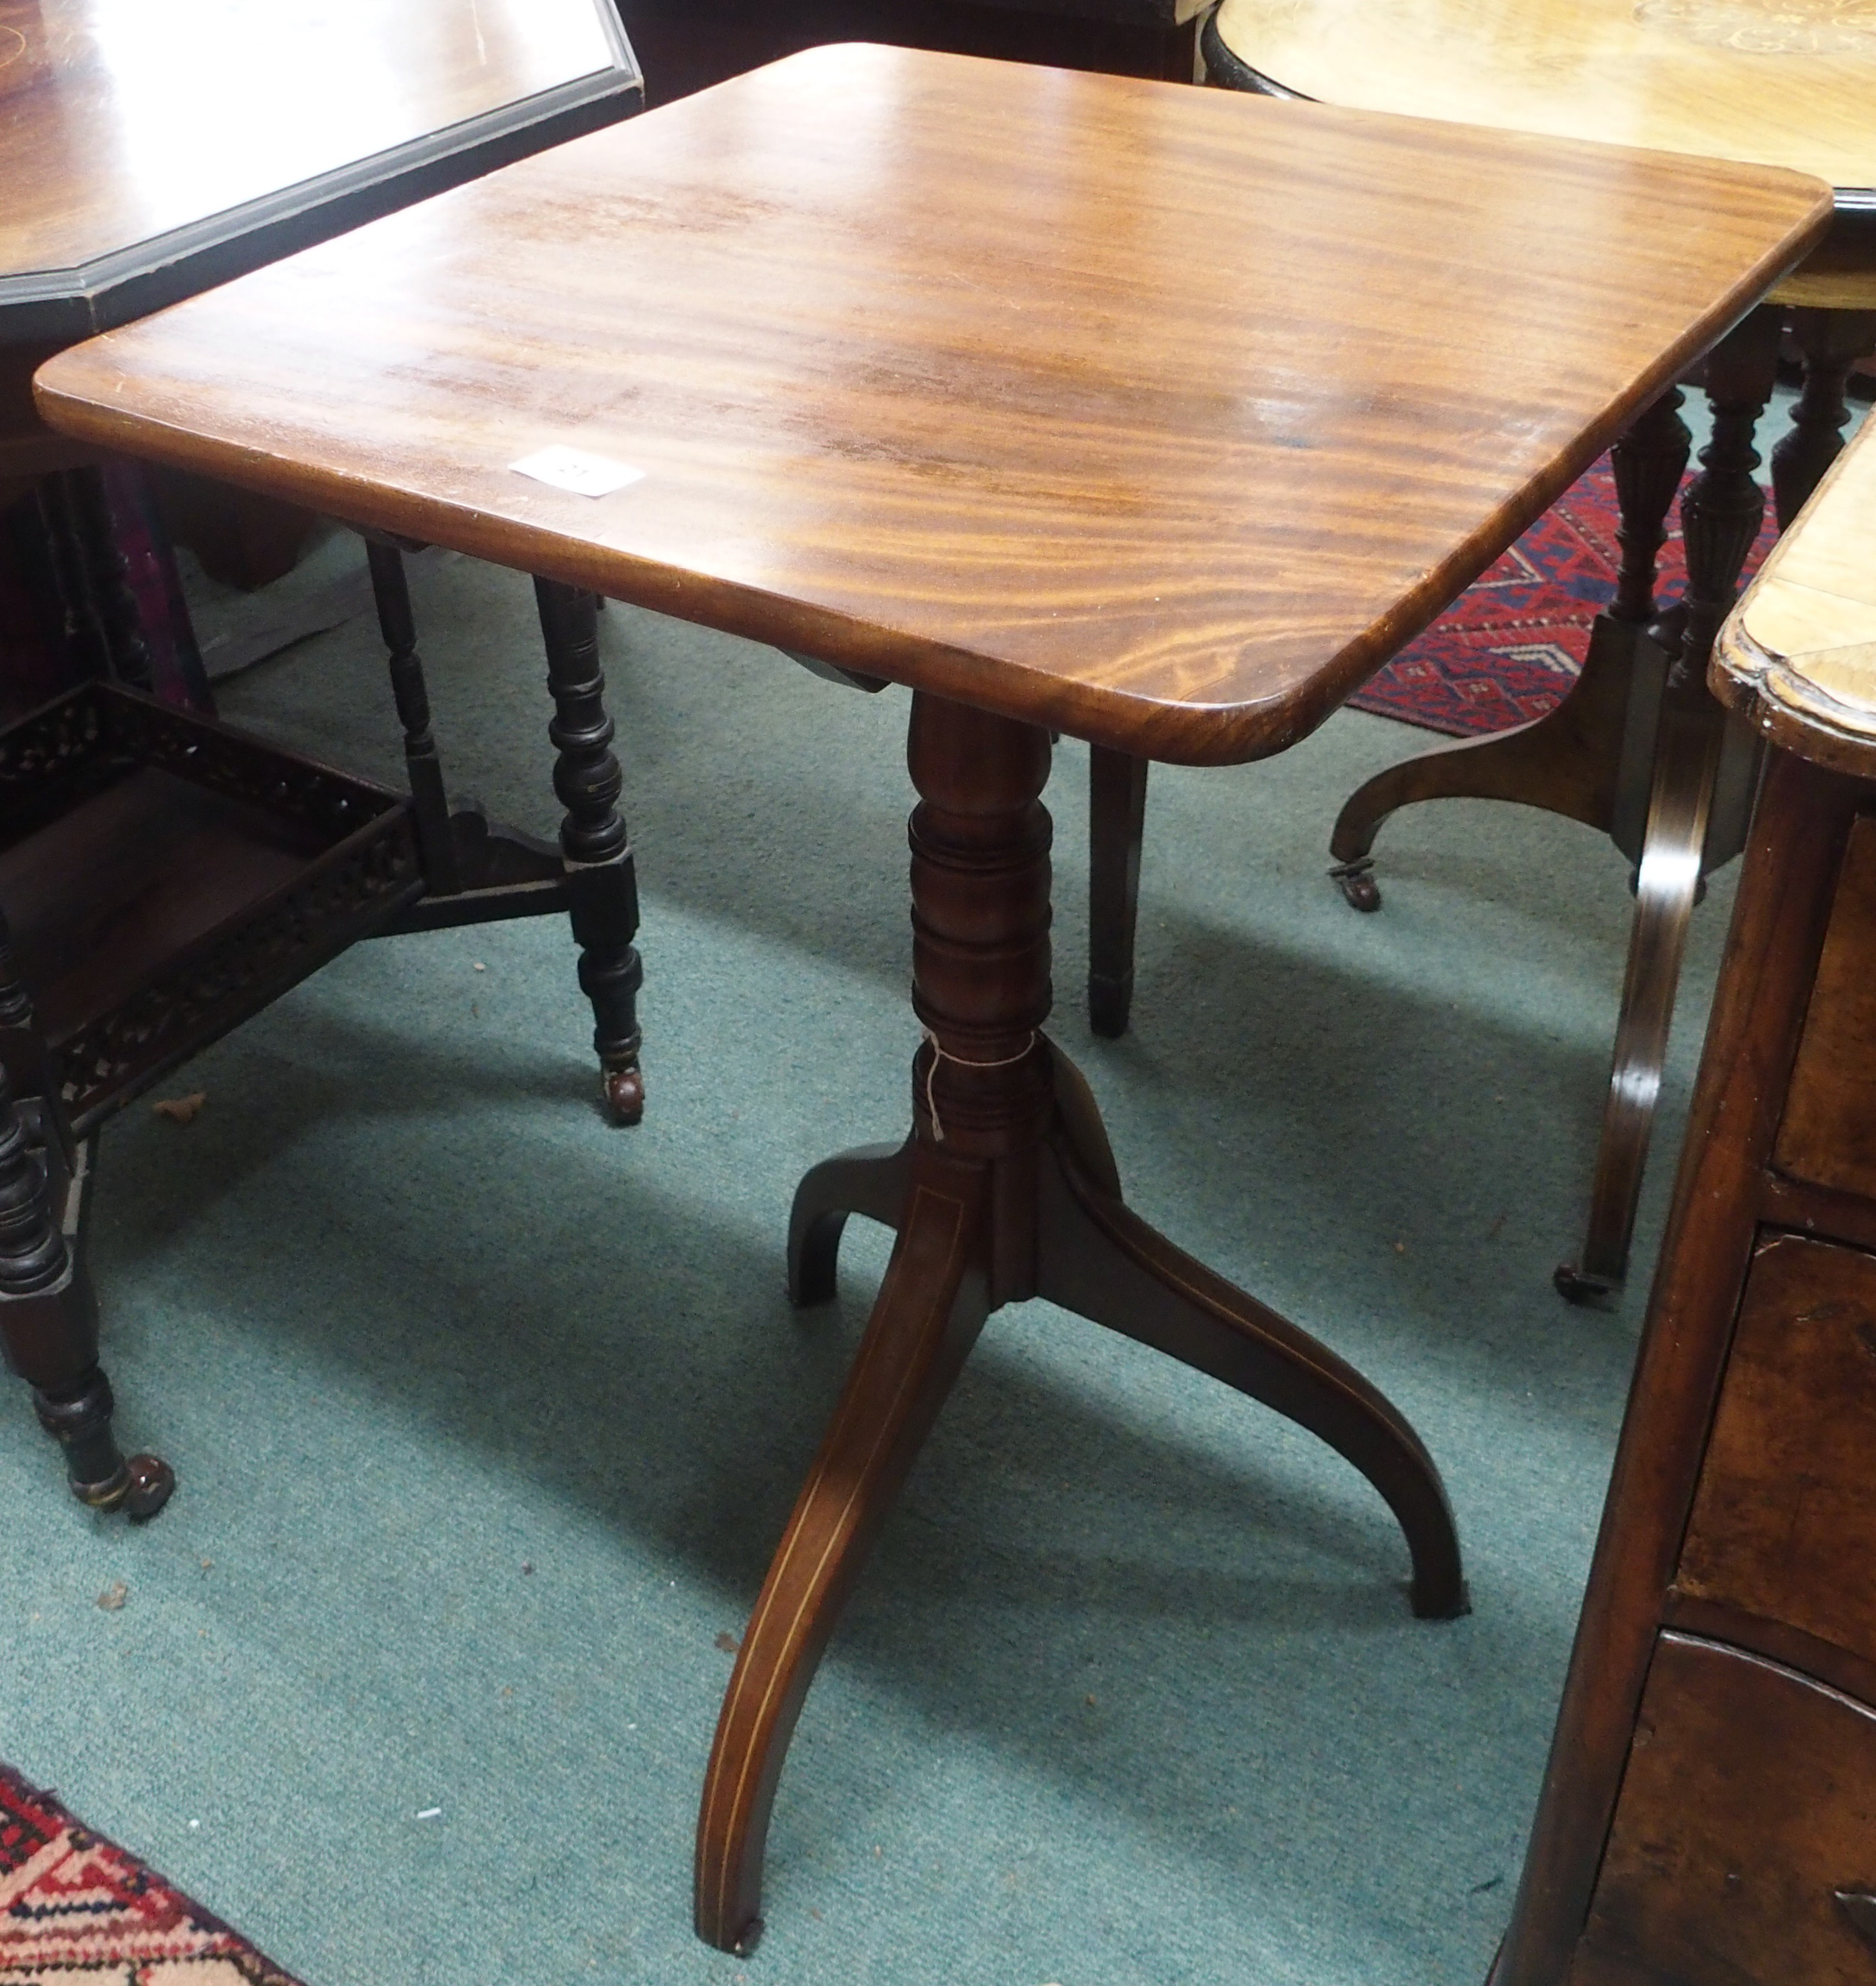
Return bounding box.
[35,43,1831,764]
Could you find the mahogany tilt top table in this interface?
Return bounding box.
[34,43,1831,1953]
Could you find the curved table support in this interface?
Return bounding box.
[1554,687,1722,1301]
[1078,332,1776,1300]
[1327,606,1633,907]
[786,1137,912,1305]
[1328,321,1780,1299]
[1556,309,1780,1297]
[700,693,1464,1953]
[1036,1128,1462,1619]
[698,1159,991,1956]
[1328,382,1692,902]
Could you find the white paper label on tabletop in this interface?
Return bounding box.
[509,446,645,497]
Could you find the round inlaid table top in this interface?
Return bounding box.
[1717,414,1876,773]
[1210,0,1876,304]
[1211,0,1876,186]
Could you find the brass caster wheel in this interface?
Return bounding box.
[71,1450,175,1519]
[124,1452,177,1521]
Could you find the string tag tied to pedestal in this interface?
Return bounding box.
[920,1027,1038,1144]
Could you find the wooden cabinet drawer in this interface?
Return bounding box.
[1678,1233,1876,1670]
[1777,811,1876,1199]
[1572,1633,1876,1985]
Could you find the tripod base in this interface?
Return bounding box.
[697,1040,1464,1953]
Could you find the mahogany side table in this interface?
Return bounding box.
[1493,415,1876,1984]
[34,43,1829,1948]
[0,0,643,1518]
[1155,0,1876,1303]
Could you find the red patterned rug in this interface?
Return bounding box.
[1350,451,1779,736]
[1,1762,302,1985]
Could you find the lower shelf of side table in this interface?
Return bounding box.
[0,681,422,1130]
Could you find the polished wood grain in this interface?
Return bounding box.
[0,0,628,293]
[1665,1587,1876,1723]
[1209,0,1876,195]
[18,43,1837,1947]
[1,0,639,481]
[1716,416,1876,775]
[1577,1633,1876,1985]
[1678,1234,1876,1672]
[1773,815,1876,1198]
[34,44,1831,765]
[1496,322,1876,1986]
[1496,754,1867,1986]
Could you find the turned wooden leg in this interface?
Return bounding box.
[1609,385,1694,633]
[1604,387,1698,861]
[1772,308,1876,530]
[1678,309,1780,690]
[360,538,570,938]
[1087,746,1148,1037]
[366,539,463,894]
[698,693,1461,1949]
[1327,387,1691,910]
[1556,309,1780,1302]
[534,577,645,1124]
[0,1052,172,1519]
[787,1137,912,1305]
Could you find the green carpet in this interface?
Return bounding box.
[0,546,1730,1986]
